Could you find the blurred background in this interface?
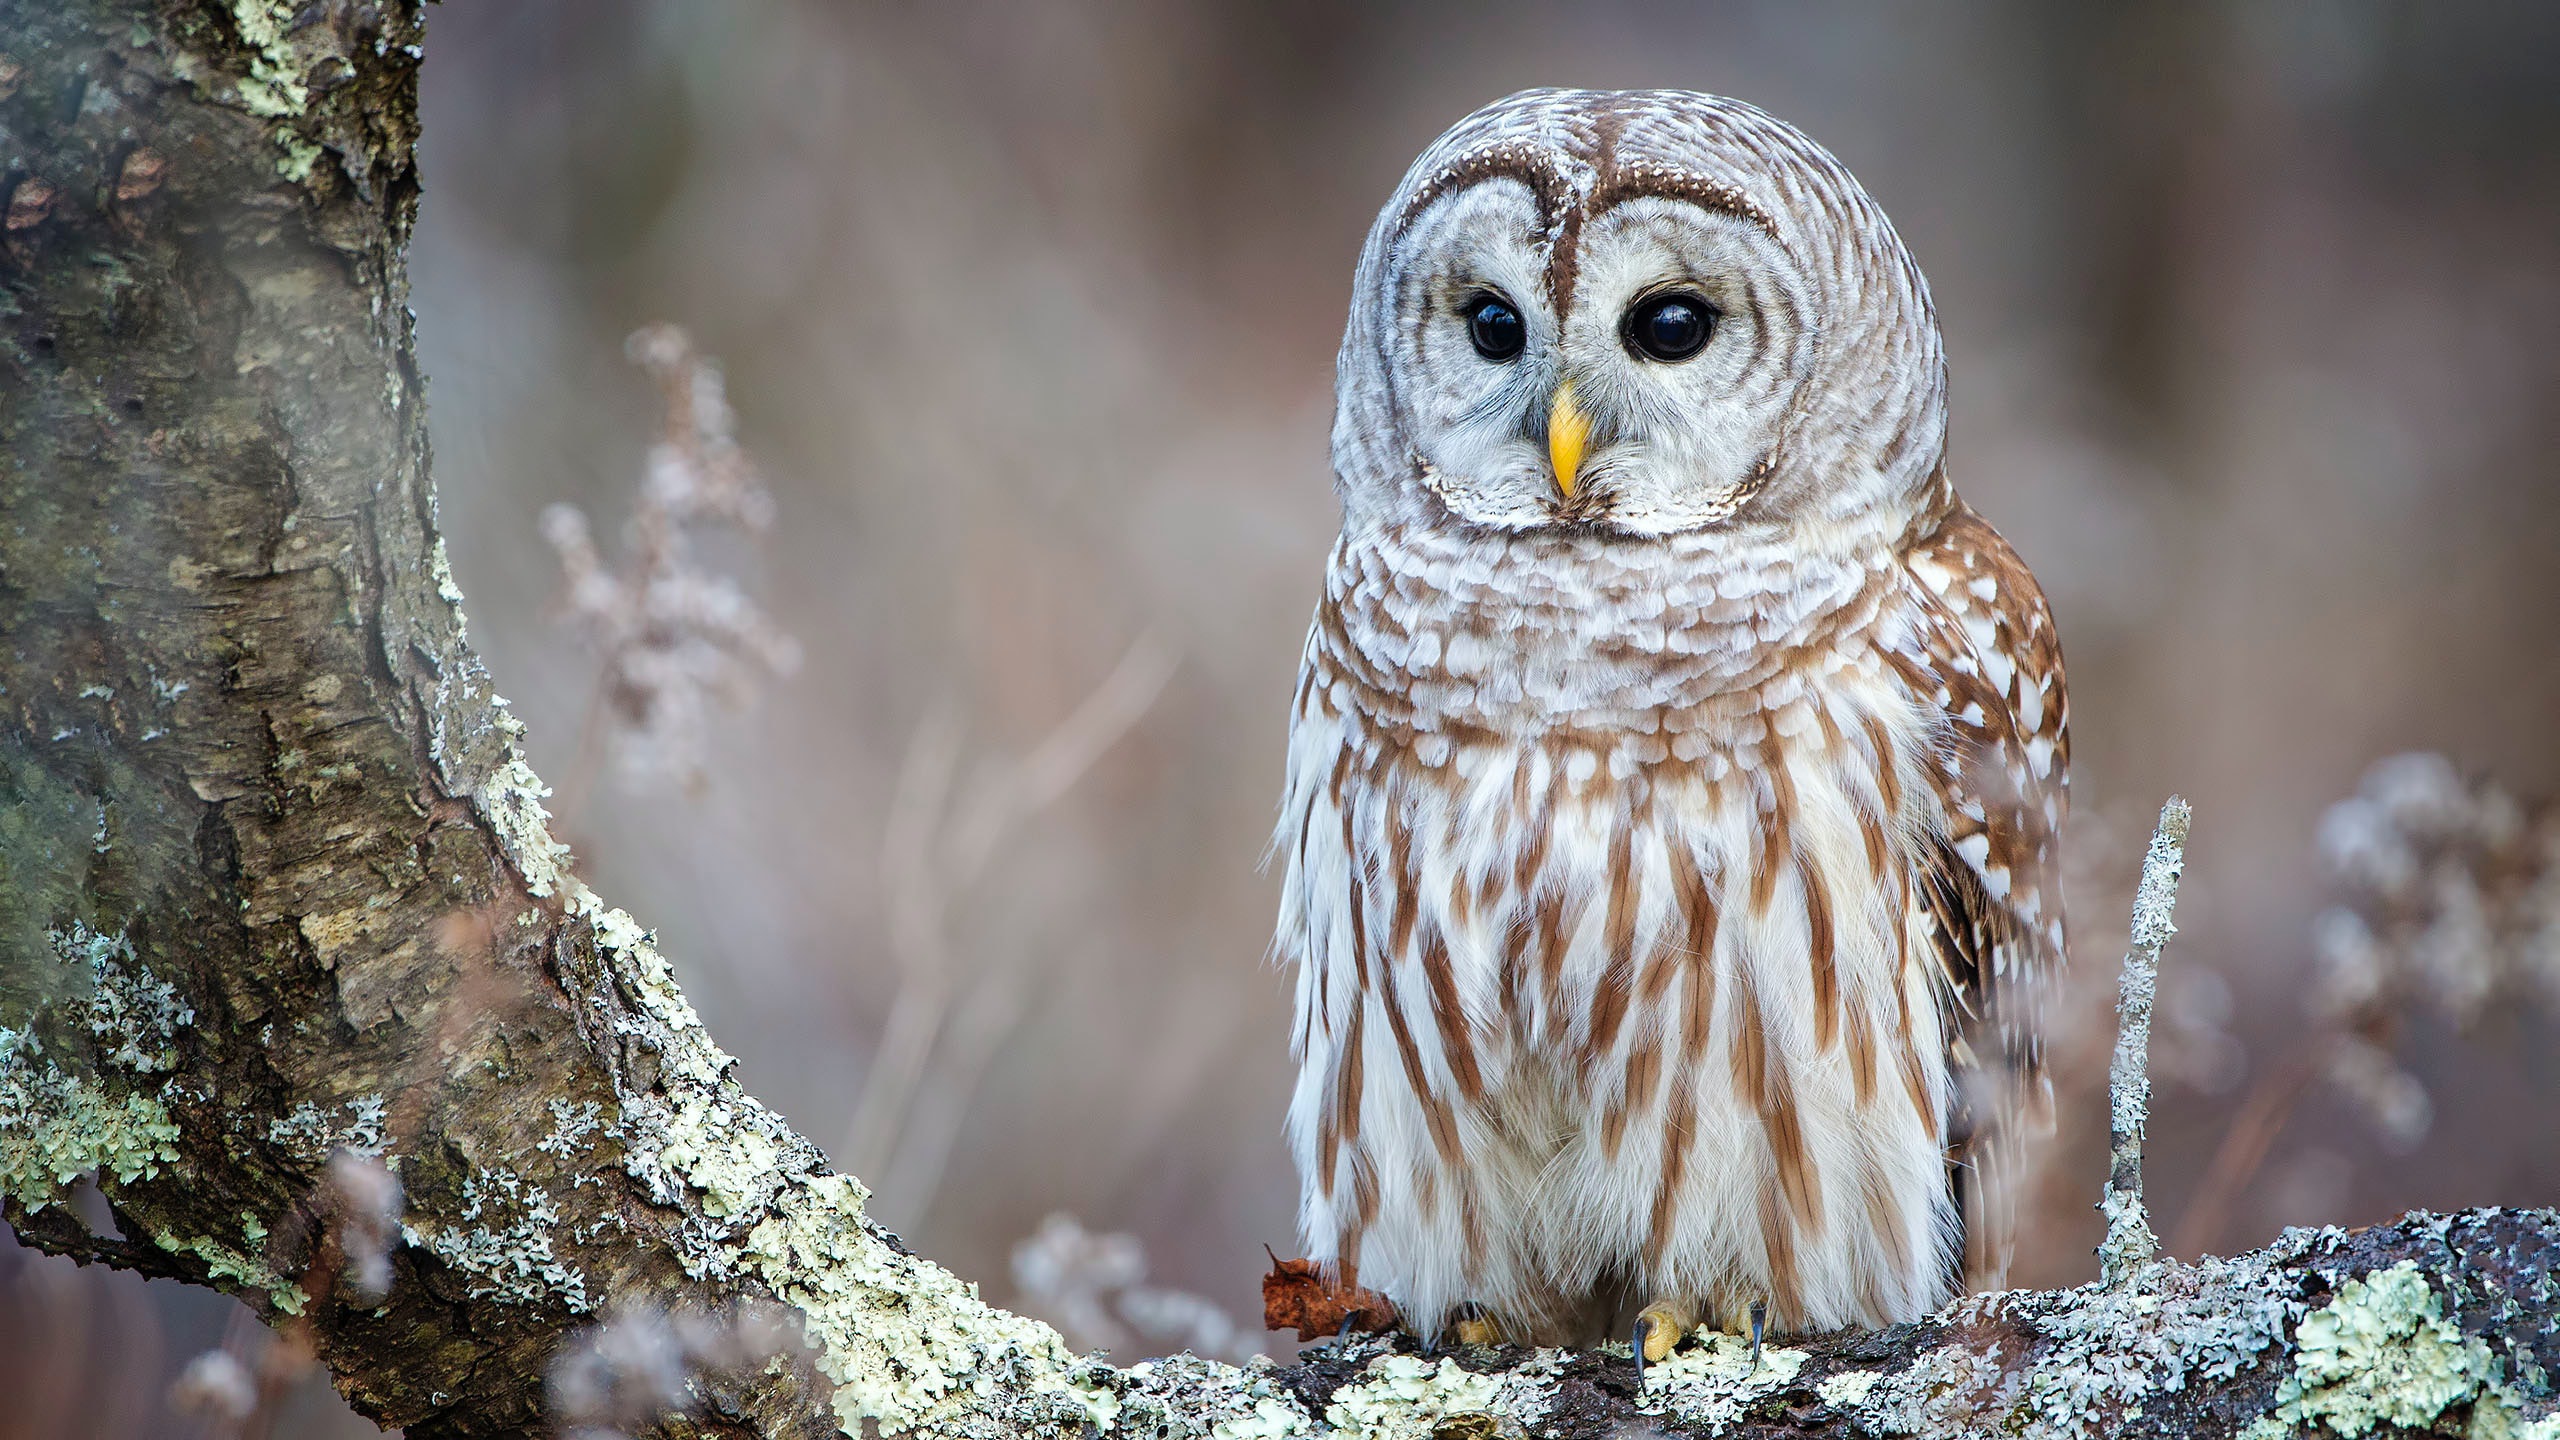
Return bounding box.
[8,2,2560,1433]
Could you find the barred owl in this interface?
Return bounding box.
[1271,90,2068,1360]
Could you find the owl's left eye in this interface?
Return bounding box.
[1465,295,1526,362]
[1624,293,1716,362]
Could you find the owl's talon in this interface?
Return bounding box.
[1748,1299,1767,1373]
[1449,1304,1505,1349]
[1633,1299,1695,1386]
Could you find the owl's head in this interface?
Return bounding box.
[1334,90,1946,540]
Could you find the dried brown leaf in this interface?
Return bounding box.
[1260,1250,1398,1341]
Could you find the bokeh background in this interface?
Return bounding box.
[9,2,2560,1434]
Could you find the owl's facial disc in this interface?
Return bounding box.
[1385,179,1814,537]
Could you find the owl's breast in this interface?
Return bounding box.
[1310,521,1908,754]
[1275,537,1961,1335]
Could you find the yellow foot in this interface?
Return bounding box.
[1632,1299,1697,1386]
[1450,1306,1506,1348]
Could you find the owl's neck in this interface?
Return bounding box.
[1315,516,1903,738]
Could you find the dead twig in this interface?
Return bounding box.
[843,634,1177,1205]
[2099,796,2191,1287]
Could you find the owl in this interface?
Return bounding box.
[1271,90,2067,1364]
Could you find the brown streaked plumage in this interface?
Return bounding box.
[1275,89,2068,1349]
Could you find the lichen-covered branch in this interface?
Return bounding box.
[0,5,2553,1439]
[2100,796,2190,1288]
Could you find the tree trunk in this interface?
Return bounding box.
[0,4,2551,1438]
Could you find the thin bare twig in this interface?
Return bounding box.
[2168,1045,2321,1259]
[843,635,1177,1203]
[2099,796,2191,1287]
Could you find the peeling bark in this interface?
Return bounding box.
[0,5,2552,1439]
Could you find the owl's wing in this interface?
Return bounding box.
[1894,498,2070,1292]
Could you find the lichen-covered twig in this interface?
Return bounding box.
[2100,796,2191,1287]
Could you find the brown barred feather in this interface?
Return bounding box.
[1752,761,1795,915]
[1588,803,1643,1059]
[1797,850,1839,1049]
[1646,1076,1697,1269]
[1845,994,1878,1109]
[1420,925,1483,1102]
[1539,890,1588,1024]
[1733,955,1822,1232]
[1759,1172,1804,1326]
[1672,854,1722,1055]
[1903,501,2071,1291]
[1371,918,1464,1169]
[1863,712,1905,824]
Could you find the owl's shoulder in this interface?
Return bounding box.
[1888,497,2067,796]
[1886,494,2070,1289]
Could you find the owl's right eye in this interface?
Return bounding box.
[1465,295,1526,362]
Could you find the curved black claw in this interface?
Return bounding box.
[1631,1315,1648,1389]
[1748,1299,1767,1373]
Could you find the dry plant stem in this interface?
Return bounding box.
[2169,1046,2323,1260]
[2100,796,2191,1288]
[844,637,1174,1203]
[3,6,2555,1437]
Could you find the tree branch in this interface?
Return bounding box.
[0,5,2551,1438]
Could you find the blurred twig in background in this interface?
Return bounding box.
[2173,754,2560,1257]
[540,323,1179,1236]
[164,1153,402,1440]
[848,635,1178,1213]
[2311,753,2560,1111]
[541,325,802,804]
[546,1300,795,1440]
[1010,1212,1257,1363]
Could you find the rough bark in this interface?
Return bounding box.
[0,4,2552,1439]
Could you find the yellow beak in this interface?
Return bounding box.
[1547,380,1591,500]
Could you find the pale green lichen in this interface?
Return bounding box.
[443,705,1371,1434]
[64,922,193,1073]
[402,1167,594,1314]
[1109,1354,1315,1439]
[227,0,309,117]
[430,537,468,608]
[0,1027,183,1205]
[0,926,190,1207]
[265,1095,389,1165]
[1845,1242,2311,1438]
[160,1227,305,1316]
[1817,1367,1881,1409]
[551,873,1119,1434]
[1640,1330,1808,1431]
[2019,1249,2305,1434]
[1480,1346,1574,1434]
[2241,1262,2528,1439]
[275,135,323,184]
[734,1168,1114,1435]
[537,1098,606,1158]
[1322,1353,1502,1438]
[475,756,573,898]
[1217,1397,1315,1440]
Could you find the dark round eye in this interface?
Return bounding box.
[1624,293,1715,362]
[1466,294,1526,362]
